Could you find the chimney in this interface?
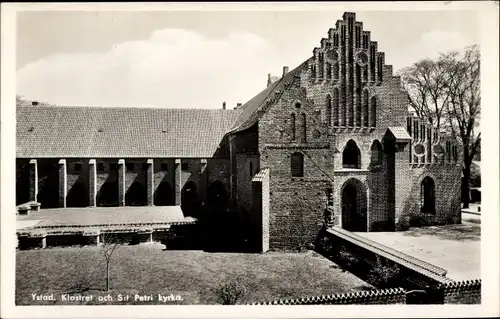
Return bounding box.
[237,103,242,108]
[267,73,272,87]
[282,66,289,77]
[32,101,39,106]
[222,101,226,110]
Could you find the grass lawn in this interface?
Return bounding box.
[16,244,373,305]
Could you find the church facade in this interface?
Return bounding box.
[16,12,462,251]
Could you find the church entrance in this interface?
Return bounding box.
[341,179,368,232]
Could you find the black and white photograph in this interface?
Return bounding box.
[1,2,498,318]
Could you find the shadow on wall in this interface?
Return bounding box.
[66,179,89,207]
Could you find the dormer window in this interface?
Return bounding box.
[28,126,34,132]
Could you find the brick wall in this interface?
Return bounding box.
[442,279,481,304]
[250,288,407,305]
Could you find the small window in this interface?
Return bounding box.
[291,152,304,177]
[182,163,189,171]
[295,102,301,109]
[126,163,135,171]
[249,162,253,177]
[161,163,168,171]
[343,140,361,169]
[28,126,34,132]
[74,163,82,172]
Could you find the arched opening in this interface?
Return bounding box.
[420,176,436,214]
[341,179,368,231]
[97,182,118,207]
[154,181,174,206]
[207,181,228,214]
[181,181,199,217]
[342,140,361,169]
[370,96,377,127]
[125,181,147,206]
[326,95,332,126]
[291,152,304,177]
[370,140,383,167]
[67,181,89,207]
[37,162,59,208]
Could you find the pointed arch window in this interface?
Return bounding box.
[363,90,369,127]
[342,140,361,169]
[370,140,383,167]
[326,95,332,126]
[333,88,339,126]
[421,176,436,214]
[291,152,304,177]
[300,113,307,142]
[370,96,377,127]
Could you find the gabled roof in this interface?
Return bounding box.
[17,105,240,158]
[229,59,311,133]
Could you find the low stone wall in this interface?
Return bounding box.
[249,280,481,305]
[250,288,407,305]
[17,221,199,250]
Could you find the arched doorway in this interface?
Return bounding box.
[126,181,147,206]
[97,182,118,207]
[181,181,199,217]
[420,176,436,214]
[154,181,174,206]
[341,179,368,232]
[207,181,228,214]
[67,181,89,207]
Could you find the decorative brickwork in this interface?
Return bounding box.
[250,288,407,305]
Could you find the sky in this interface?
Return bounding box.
[16,10,480,109]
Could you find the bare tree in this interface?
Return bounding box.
[398,55,458,129]
[100,233,120,292]
[400,45,481,209]
[443,45,481,208]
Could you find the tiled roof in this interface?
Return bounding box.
[229,59,311,133]
[17,105,240,158]
[387,127,412,142]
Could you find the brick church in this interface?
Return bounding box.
[16,12,462,251]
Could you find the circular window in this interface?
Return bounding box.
[356,51,368,66]
[433,144,444,156]
[327,50,338,62]
[295,102,301,109]
[414,144,425,156]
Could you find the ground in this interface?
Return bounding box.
[17,206,190,229]
[16,244,373,305]
[355,213,480,281]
